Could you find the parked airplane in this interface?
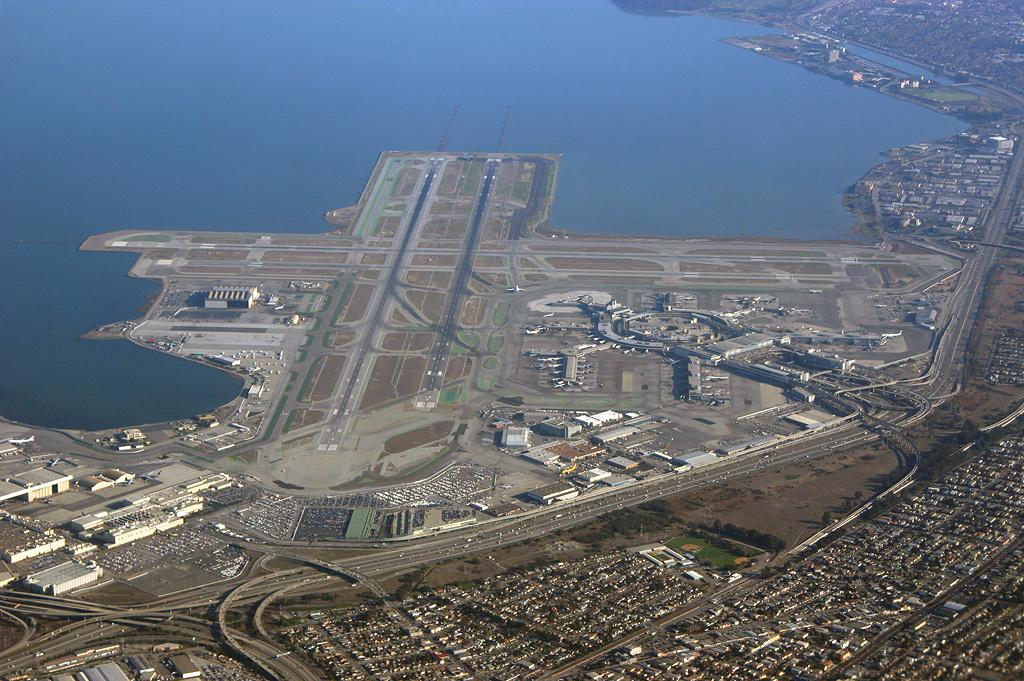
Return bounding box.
[506,285,523,293]
[5,436,34,445]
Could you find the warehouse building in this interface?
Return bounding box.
[525,482,580,505]
[24,560,102,595]
[606,456,640,470]
[591,426,643,445]
[573,410,623,429]
[533,418,582,439]
[0,515,65,563]
[69,490,203,546]
[575,468,611,484]
[672,451,720,469]
[168,654,202,679]
[500,427,531,449]
[345,508,374,540]
[78,468,135,493]
[74,662,132,681]
[126,655,156,681]
[562,354,579,382]
[204,285,260,309]
[94,512,186,546]
[520,449,558,467]
[0,466,72,503]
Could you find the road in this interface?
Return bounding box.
[8,123,1024,678]
[902,121,1024,401]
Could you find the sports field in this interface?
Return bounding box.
[667,534,749,569]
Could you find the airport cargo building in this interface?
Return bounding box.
[525,482,580,505]
[0,467,72,503]
[24,560,102,595]
[204,286,260,309]
[0,515,66,563]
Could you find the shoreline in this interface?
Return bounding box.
[1,16,993,435]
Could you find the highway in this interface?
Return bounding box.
[7,129,1024,678]
[901,122,1024,402]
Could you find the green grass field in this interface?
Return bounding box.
[459,161,485,198]
[330,281,355,327]
[296,357,325,402]
[126,233,170,242]
[667,534,747,569]
[511,178,532,204]
[440,385,464,405]
[453,330,481,354]
[909,87,978,103]
[482,357,500,370]
[492,302,511,327]
[487,331,505,353]
[353,157,394,238]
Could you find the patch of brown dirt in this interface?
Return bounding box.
[381,332,434,352]
[360,355,427,409]
[383,420,454,454]
[284,408,326,433]
[341,284,374,323]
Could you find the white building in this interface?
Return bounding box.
[70,490,202,547]
[24,560,102,595]
[75,662,132,681]
[671,451,720,469]
[0,524,65,563]
[525,482,580,505]
[500,427,531,449]
[573,410,623,429]
[0,467,72,502]
[575,468,611,484]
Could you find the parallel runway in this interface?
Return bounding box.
[317,158,442,451]
[418,158,499,409]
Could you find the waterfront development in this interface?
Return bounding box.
[2,0,1024,679]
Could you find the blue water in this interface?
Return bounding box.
[0,0,963,429]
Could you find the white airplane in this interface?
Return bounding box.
[807,289,824,294]
[507,285,523,293]
[5,436,34,445]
